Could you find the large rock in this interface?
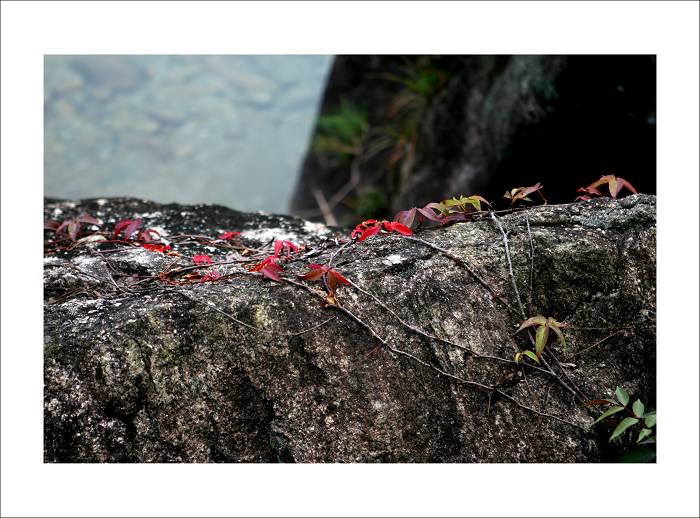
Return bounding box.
[44,195,656,462]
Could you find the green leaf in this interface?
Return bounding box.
[522,350,540,364]
[535,325,549,357]
[548,319,567,352]
[517,316,547,331]
[593,406,625,425]
[514,352,523,363]
[638,438,656,445]
[637,428,653,443]
[615,387,630,406]
[632,399,645,418]
[616,448,656,463]
[643,411,656,428]
[609,417,639,442]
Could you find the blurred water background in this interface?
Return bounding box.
[44,55,332,213]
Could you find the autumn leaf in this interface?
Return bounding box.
[249,255,285,282]
[113,218,142,240]
[351,219,413,241]
[219,231,241,241]
[299,263,350,296]
[52,213,102,242]
[503,182,547,207]
[193,254,212,265]
[200,270,221,283]
[273,240,300,259]
[143,243,171,253]
[382,221,413,236]
[576,175,638,200]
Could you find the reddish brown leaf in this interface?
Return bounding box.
[193,254,212,265]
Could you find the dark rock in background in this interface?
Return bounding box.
[44,195,656,462]
[290,55,655,225]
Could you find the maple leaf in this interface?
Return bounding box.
[382,221,413,236]
[52,214,102,241]
[219,231,241,241]
[351,219,413,241]
[200,270,222,283]
[393,195,490,230]
[351,219,378,239]
[112,218,142,240]
[273,240,300,259]
[577,175,638,200]
[193,254,212,265]
[143,243,171,253]
[299,263,350,295]
[503,182,547,207]
[249,255,285,282]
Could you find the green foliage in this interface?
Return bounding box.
[586,387,656,448]
[313,100,368,158]
[514,315,567,360]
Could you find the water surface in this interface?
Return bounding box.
[44,55,332,213]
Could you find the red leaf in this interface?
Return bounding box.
[200,271,221,283]
[299,264,328,282]
[193,254,212,265]
[77,214,100,225]
[383,221,413,235]
[123,218,141,240]
[44,220,60,231]
[393,208,417,228]
[112,219,132,239]
[55,220,71,235]
[328,269,350,286]
[261,264,283,282]
[358,226,381,241]
[273,240,300,259]
[220,231,241,240]
[67,220,80,241]
[416,207,443,222]
[143,243,170,253]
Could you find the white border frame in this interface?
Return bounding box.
[2,2,698,517]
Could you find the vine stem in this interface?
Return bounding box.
[347,278,553,376]
[177,289,335,337]
[403,235,520,317]
[490,211,584,403]
[284,277,586,431]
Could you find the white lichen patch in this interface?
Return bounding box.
[303,220,331,236]
[136,211,163,219]
[383,254,405,266]
[240,227,300,244]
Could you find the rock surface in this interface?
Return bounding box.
[44,195,656,462]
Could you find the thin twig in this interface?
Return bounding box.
[525,213,534,313]
[178,289,336,337]
[311,186,339,227]
[403,235,520,316]
[566,329,626,359]
[347,278,552,376]
[545,350,590,402]
[490,211,526,318]
[490,211,582,403]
